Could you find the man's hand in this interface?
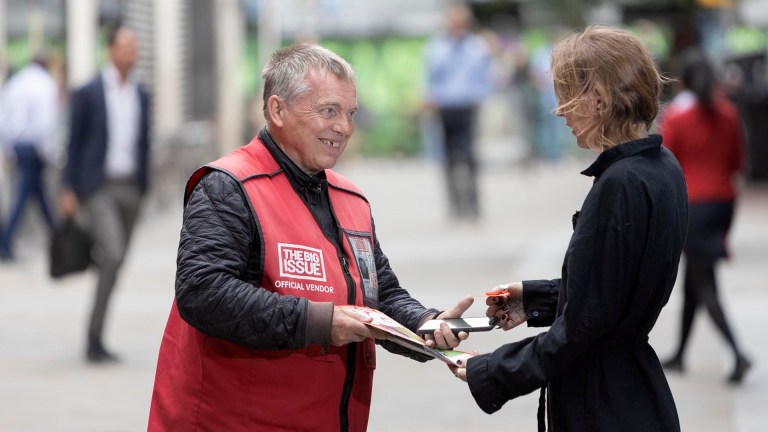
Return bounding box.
[60,188,79,218]
[329,306,386,346]
[424,295,474,350]
[486,282,527,331]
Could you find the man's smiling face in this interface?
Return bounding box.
[274,69,358,175]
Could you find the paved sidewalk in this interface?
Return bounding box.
[0,156,765,431]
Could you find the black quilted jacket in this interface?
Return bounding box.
[174,129,438,360]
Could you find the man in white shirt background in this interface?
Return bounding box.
[60,25,151,363]
[0,53,60,261]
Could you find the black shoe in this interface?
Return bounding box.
[728,356,752,384]
[662,357,684,373]
[86,345,120,364]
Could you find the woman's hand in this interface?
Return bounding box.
[448,362,468,382]
[486,282,527,331]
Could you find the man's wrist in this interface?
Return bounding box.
[306,301,334,345]
[417,309,443,328]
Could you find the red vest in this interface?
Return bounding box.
[148,137,378,431]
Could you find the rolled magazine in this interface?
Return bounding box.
[339,305,474,367]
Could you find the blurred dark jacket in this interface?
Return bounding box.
[63,75,151,198]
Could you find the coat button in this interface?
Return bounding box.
[532,311,539,317]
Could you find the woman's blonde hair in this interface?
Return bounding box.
[550,25,665,150]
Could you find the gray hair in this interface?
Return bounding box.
[261,43,356,117]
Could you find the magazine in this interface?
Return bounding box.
[339,305,473,367]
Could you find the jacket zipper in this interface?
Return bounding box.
[338,251,357,431]
[297,182,358,431]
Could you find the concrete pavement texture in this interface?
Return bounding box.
[1,156,766,431]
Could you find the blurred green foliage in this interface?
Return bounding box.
[5,39,63,70]
[6,39,31,70]
[4,38,66,78]
[325,38,425,156]
[726,26,768,55]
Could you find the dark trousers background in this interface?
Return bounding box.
[0,143,56,256]
[438,106,479,220]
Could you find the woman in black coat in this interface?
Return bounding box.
[451,26,688,431]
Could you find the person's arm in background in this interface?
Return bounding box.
[472,33,494,103]
[38,71,60,165]
[60,87,87,217]
[176,171,372,350]
[136,86,151,195]
[424,37,450,110]
[0,81,10,157]
[730,107,746,175]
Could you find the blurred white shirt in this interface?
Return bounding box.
[102,63,140,179]
[0,62,60,161]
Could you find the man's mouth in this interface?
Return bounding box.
[321,139,340,148]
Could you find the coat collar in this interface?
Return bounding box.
[581,134,662,179]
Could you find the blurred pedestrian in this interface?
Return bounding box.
[450,26,687,432]
[424,3,492,221]
[148,42,472,431]
[661,53,752,384]
[0,53,59,260]
[527,31,568,162]
[60,25,151,363]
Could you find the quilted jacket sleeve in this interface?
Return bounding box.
[175,171,321,350]
[373,219,440,361]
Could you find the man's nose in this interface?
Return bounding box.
[333,115,354,136]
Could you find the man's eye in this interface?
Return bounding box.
[322,107,337,117]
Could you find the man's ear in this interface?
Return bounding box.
[266,95,285,127]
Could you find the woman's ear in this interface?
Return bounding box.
[592,86,605,113]
[266,95,285,127]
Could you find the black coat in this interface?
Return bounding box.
[467,135,687,431]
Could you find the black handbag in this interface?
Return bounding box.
[49,218,93,279]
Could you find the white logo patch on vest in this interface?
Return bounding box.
[278,243,327,281]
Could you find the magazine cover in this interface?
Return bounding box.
[339,305,473,367]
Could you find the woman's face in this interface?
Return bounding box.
[556,98,601,151]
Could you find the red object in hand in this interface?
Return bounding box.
[484,285,510,297]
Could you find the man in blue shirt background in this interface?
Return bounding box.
[425,3,492,221]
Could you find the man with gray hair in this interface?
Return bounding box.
[148,43,472,431]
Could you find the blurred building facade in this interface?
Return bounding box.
[1,0,767,179]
